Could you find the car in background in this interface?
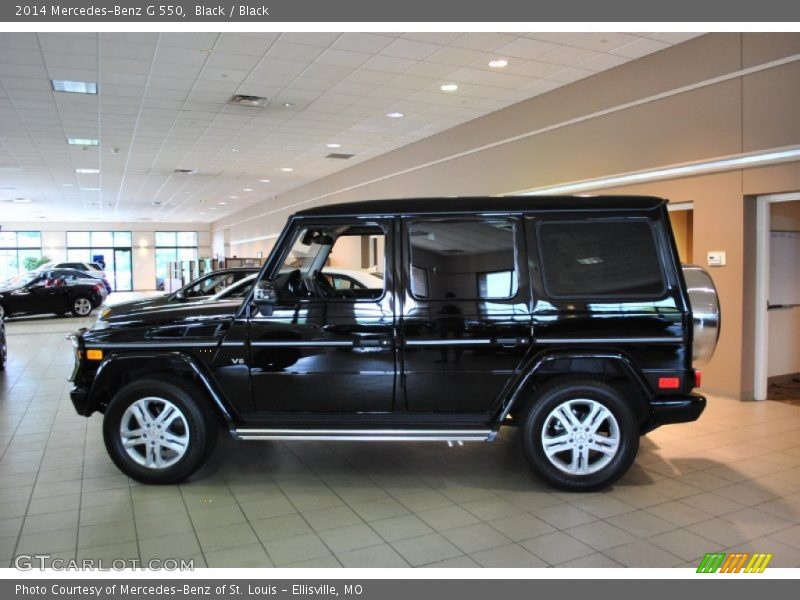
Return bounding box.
[41,267,112,294]
[99,267,260,321]
[0,271,107,319]
[38,261,112,292]
[322,268,384,299]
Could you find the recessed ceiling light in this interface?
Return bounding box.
[243,188,253,192]
[67,138,99,146]
[488,59,509,69]
[219,202,227,205]
[281,167,293,172]
[11,197,32,203]
[174,168,198,175]
[440,83,459,92]
[151,201,162,206]
[62,183,74,187]
[80,187,101,192]
[259,179,271,183]
[231,148,239,153]
[283,102,294,108]
[76,168,100,174]
[229,196,238,199]
[52,80,97,94]
[386,112,404,118]
[326,143,342,149]
[210,207,217,210]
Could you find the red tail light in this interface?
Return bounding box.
[694,370,702,388]
[658,377,681,390]
[94,284,104,293]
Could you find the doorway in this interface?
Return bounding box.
[667,202,694,264]
[754,192,800,401]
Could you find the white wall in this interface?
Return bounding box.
[1,220,212,290]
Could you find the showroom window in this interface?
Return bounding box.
[67,231,133,291]
[408,220,518,300]
[537,220,666,298]
[0,231,42,281]
[155,231,198,290]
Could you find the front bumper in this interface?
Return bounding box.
[642,393,706,432]
[70,386,90,416]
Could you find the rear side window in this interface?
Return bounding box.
[408,219,518,300]
[538,220,665,298]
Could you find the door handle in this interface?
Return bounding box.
[356,337,392,348]
[495,337,529,348]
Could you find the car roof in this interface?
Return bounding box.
[295,195,666,218]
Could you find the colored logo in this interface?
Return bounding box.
[696,552,772,573]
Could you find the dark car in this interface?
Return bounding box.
[99,267,259,321]
[0,271,107,319]
[68,196,719,491]
[0,319,6,370]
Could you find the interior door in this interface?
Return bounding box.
[248,218,395,414]
[400,217,532,413]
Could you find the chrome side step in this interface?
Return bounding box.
[231,428,497,442]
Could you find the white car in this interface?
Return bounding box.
[321,267,384,291]
[38,261,106,279]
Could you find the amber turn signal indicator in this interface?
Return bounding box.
[86,349,104,361]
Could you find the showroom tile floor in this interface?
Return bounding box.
[2,313,800,568]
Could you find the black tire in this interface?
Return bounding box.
[103,378,218,484]
[521,378,639,492]
[0,329,6,371]
[70,295,93,317]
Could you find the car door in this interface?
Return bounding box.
[15,276,53,314]
[399,216,532,413]
[247,218,396,414]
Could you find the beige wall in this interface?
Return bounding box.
[212,32,800,399]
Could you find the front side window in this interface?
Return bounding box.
[272,223,386,302]
[408,219,518,300]
[537,220,665,298]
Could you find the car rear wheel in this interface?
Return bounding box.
[103,379,217,484]
[521,379,639,492]
[71,296,93,317]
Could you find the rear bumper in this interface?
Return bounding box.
[642,394,706,433]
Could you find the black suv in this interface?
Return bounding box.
[68,196,719,491]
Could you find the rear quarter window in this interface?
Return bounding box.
[537,220,666,298]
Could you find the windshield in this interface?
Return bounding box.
[0,273,39,289]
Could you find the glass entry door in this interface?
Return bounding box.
[113,249,133,291]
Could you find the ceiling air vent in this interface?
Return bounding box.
[228,95,268,107]
[326,153,355,160]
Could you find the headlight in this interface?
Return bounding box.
[66,333,81,382]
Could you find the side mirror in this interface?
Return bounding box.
[175,290,186,300]
[253,280,277,316]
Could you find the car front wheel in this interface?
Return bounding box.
[103,379,217,484]
[522,379,639,492]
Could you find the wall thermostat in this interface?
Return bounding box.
[707,251,726,267]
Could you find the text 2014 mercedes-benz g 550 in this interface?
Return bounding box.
[68,196,720,491]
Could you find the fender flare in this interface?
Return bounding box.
[87,350,237,422]
[493,349,654,424]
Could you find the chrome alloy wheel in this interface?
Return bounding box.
[540,399,620,476]
[74,297,92,316]
[120,397,190,469]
